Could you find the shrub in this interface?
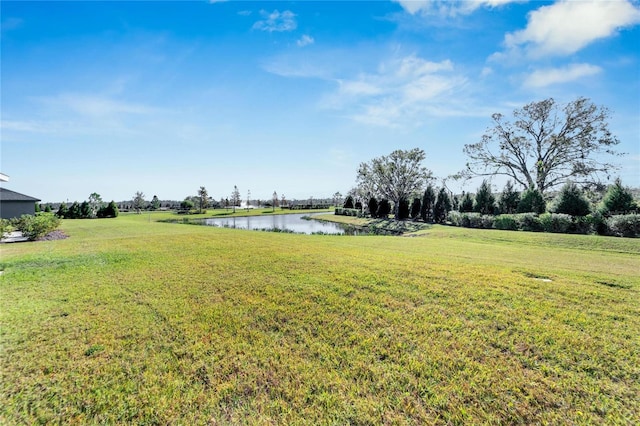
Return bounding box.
[367,197,378,218]
[410,197,421,220]
[539,213,572,233]
[600,178,637,215]
[459,192,474,213]
[97,200,119,218]
[343,195,355,209]
[447,211,462,226]
[515,213,542,232]
[1,218,12,238]
[551,182,591,217]
[473,180,496,215]
[377,199,392,218]
[498,181,520,214]
[494,214,518,231]
[421,186,436,222]
[12,213,61,241]
[606,214,640,237]
[434,188,452,223]
[448,212,494,229]
[590,212,609,236]
[517,187,546,214]
[396,198,410,220]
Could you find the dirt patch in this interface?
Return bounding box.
[37,230,69,241]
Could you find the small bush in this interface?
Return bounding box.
[448,212,494,229]
[606,214,640,238]
[515,213,542,232]
[539,213,572,233]
[0,218,12,238]
[494,215,518,231]
[12,213,61,241]
[590,212,609,236]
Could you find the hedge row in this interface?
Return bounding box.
[335,208,365,218]
[447,212,640,237]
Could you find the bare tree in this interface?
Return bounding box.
[272,191,278,212]
[463,97,621,194]
[356,148,433,219]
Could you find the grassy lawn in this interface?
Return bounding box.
[1,213,639,424]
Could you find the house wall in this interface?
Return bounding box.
[0,201,36,219]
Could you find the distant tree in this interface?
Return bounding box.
[460,192,474,213]
[88,192,103,218]
[498,181,520,214]
[377,199,392,218]
[368,197,378,217]
[56,202,68,218]
[420,185,436,222]
[229,186,240,213]
[281,194,287,208]
[344,195,355,209]
[395,198,409,220]
[35,203,41,213]
[180,199,195,211]
[150,195,161,211]
[463,97,621,195]
[66,202,81,219]
[98,201,119,218]
[473,180,496,215]
[80,201,92,218]
[410,197,421,220]
[356,148,433,219]
[517,187,546,214]
[44,205,52,213]
[333,191,343,207]
[600,178,637,215]
[272,191,278,212]
[551,181,591,217]
[197,186,209,214]
[433,188,452,224]
[132,191,146,214]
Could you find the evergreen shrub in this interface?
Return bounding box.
[606,214,640,237]
[494,215,518,230]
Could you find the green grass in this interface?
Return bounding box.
[1,213,639,424]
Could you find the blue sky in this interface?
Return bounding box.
[2,0,639,203]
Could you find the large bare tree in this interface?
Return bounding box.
[463,97,620,194]
[356,148,432,219]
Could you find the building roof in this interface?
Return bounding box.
[0,187,41,202]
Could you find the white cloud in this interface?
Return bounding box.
[504,0,640,58]
[327,55,468,127]
[297,34,314,47]
[393,0,521,16]
[523,63,602,88]
[252,10,297,32]
[38,93,159,118]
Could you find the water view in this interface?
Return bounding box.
[202,213,354,235]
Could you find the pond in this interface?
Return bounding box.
[201,213,356,235]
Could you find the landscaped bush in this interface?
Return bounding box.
[539,213,573,233]
[514,213,542,232]
[494,214,518,230]
[447,212,494,229]
[606,214,640,237]
[11,213,61,241]
[0,218,12,239]
[335,208,363,217]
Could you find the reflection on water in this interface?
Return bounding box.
[201,213,357,235]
